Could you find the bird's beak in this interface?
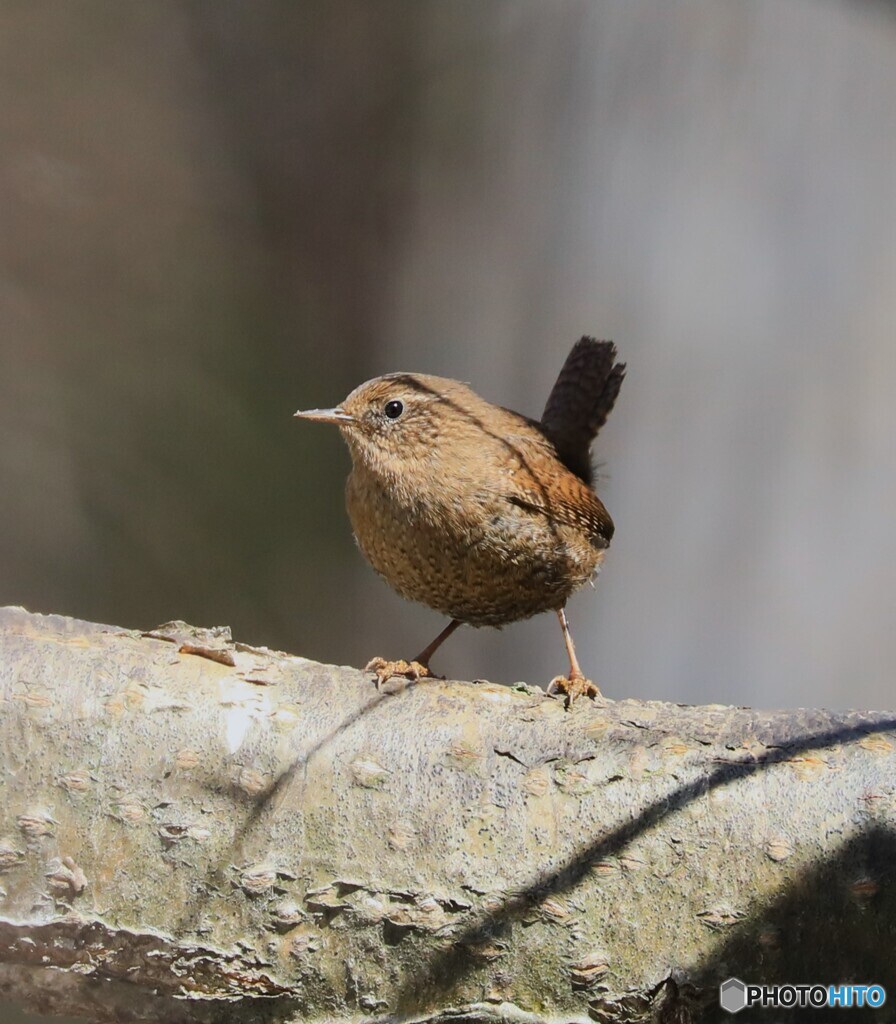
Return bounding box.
[293,407,355,425]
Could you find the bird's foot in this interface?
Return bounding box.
[547,672,604,708]
[365,657,438,691]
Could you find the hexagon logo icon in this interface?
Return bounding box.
[720,977,747,1014]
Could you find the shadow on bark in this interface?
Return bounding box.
[387,718,896,1018]
[681,824,896,1023]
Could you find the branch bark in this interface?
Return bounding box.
[1,607,895,1023]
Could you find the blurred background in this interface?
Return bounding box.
[3,0,896,736]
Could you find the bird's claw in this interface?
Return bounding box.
[547,673,604,708]
[365,657,437,690]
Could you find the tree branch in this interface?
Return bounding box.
[1,607,894,1023]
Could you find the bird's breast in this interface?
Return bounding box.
[344,461,601,626]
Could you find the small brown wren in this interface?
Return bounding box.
[294,337,625,702]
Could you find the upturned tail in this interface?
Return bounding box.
[540,337,625,485]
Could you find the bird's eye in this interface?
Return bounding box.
[383,399,404,420]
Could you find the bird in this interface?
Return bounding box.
[294,337,624,702]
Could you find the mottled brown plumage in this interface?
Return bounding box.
[295,338,625,701]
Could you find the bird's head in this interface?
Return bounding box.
[295,373,469,475]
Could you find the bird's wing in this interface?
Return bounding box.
[505,470,615,549]
[477,411,615,549]
[512,483,618,548]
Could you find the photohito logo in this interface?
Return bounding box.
[720,978,886,1013]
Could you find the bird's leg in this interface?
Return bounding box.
[414,619,463,667]
[366,619,462,689]
[547,608,603,705]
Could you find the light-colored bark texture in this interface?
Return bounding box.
[1,607,895,1023]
